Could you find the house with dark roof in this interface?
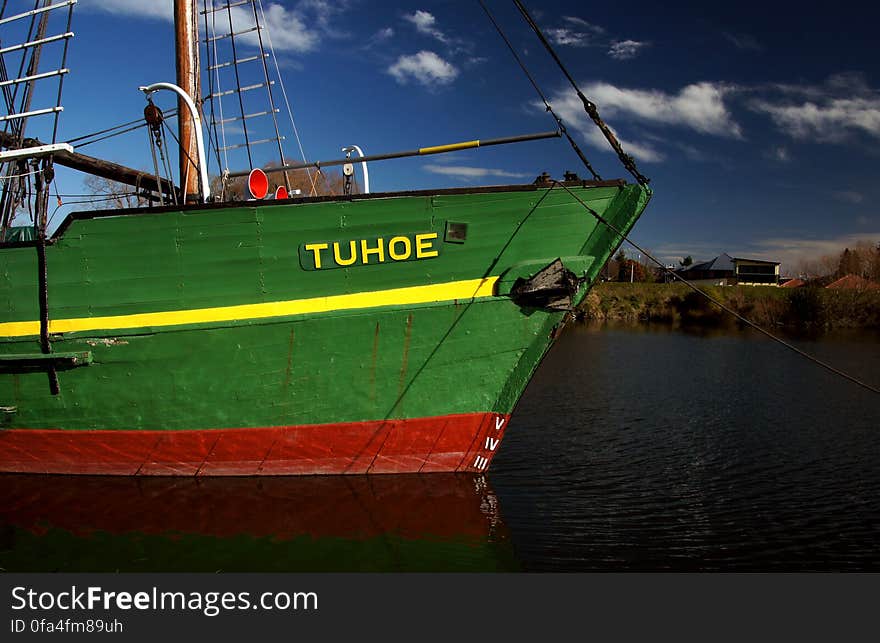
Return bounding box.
[676,253,780,286]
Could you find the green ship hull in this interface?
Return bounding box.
[0,180,650,474]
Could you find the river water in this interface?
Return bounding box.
[492,323,880,571]
[2,323,878,571]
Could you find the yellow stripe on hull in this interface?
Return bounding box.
[0,277,499,338]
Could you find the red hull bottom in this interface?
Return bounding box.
[0,412,510,476]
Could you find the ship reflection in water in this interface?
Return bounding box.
[0,473,518,572]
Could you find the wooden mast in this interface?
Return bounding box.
[174,0,201,203]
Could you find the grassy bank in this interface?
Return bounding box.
[579,282,880,330]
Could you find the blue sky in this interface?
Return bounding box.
[8,0,880,272]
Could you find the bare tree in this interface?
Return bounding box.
[872,243,880,281]
[83,175,144,210]
[213,160,351,201]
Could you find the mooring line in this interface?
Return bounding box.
[356,185,562,473]
[554,181,880,396]
[478,0,602,182]
[512,0,650,186]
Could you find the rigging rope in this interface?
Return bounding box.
[64,116,145,144]
[0,166,41,181]
[49,0,74,145]
[3,0,40,140]
[70,122,149,149]
[146,126,166,207]
[553,180,880,396]
[248,0,290,190]
[363,184,562,468]
[512,0,650,186]
[1,1,44,234]
[154,121,178,206]
[206,0,230,172]
[64,111,178,147]
[256,0,318,196]
[478,0,602,182]
[200,0,317,196]
[201,1,225,177]
[223,0,254,169]
[163,120,200,183]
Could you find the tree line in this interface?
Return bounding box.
[796,241,880,283]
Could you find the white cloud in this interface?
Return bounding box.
[579,81,742,137]
[297,0,338,29]
[825,72,873,94]
[767,146,791,162]
[833,190,865,204]
[387,51,458,87]
[751,233,880,273]
[723,33,763,52]
[544,92,664,162]
[546,29,581,46]
[544,17,605,47]
[79,0,172,20]
[83,1,320,53]
[653,237,880,276]
[747,73,880,143]
[608,40,650,60]
[562,16,605,33]
[750,97,880,143]
[403,10,448,44]
[363,27,394,50]
[766,72,872,100]
[545,17,610,48]
[423,165,530,181]
[582,125,664,163]
[676,142,707,161]
[539,80,744,163]
[245,3,317,53]
[546,27,594,47]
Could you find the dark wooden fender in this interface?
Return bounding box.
[0,351,93,374]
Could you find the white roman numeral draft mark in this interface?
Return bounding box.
[494,416,506,431]
[485,436,500,451]
[473,455,489,470]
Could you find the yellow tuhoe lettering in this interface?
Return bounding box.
[388,236,412,261]
[304,243,329,269]
[333,240,358,266]
[415,233,439,258]
[361,238,386,264]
